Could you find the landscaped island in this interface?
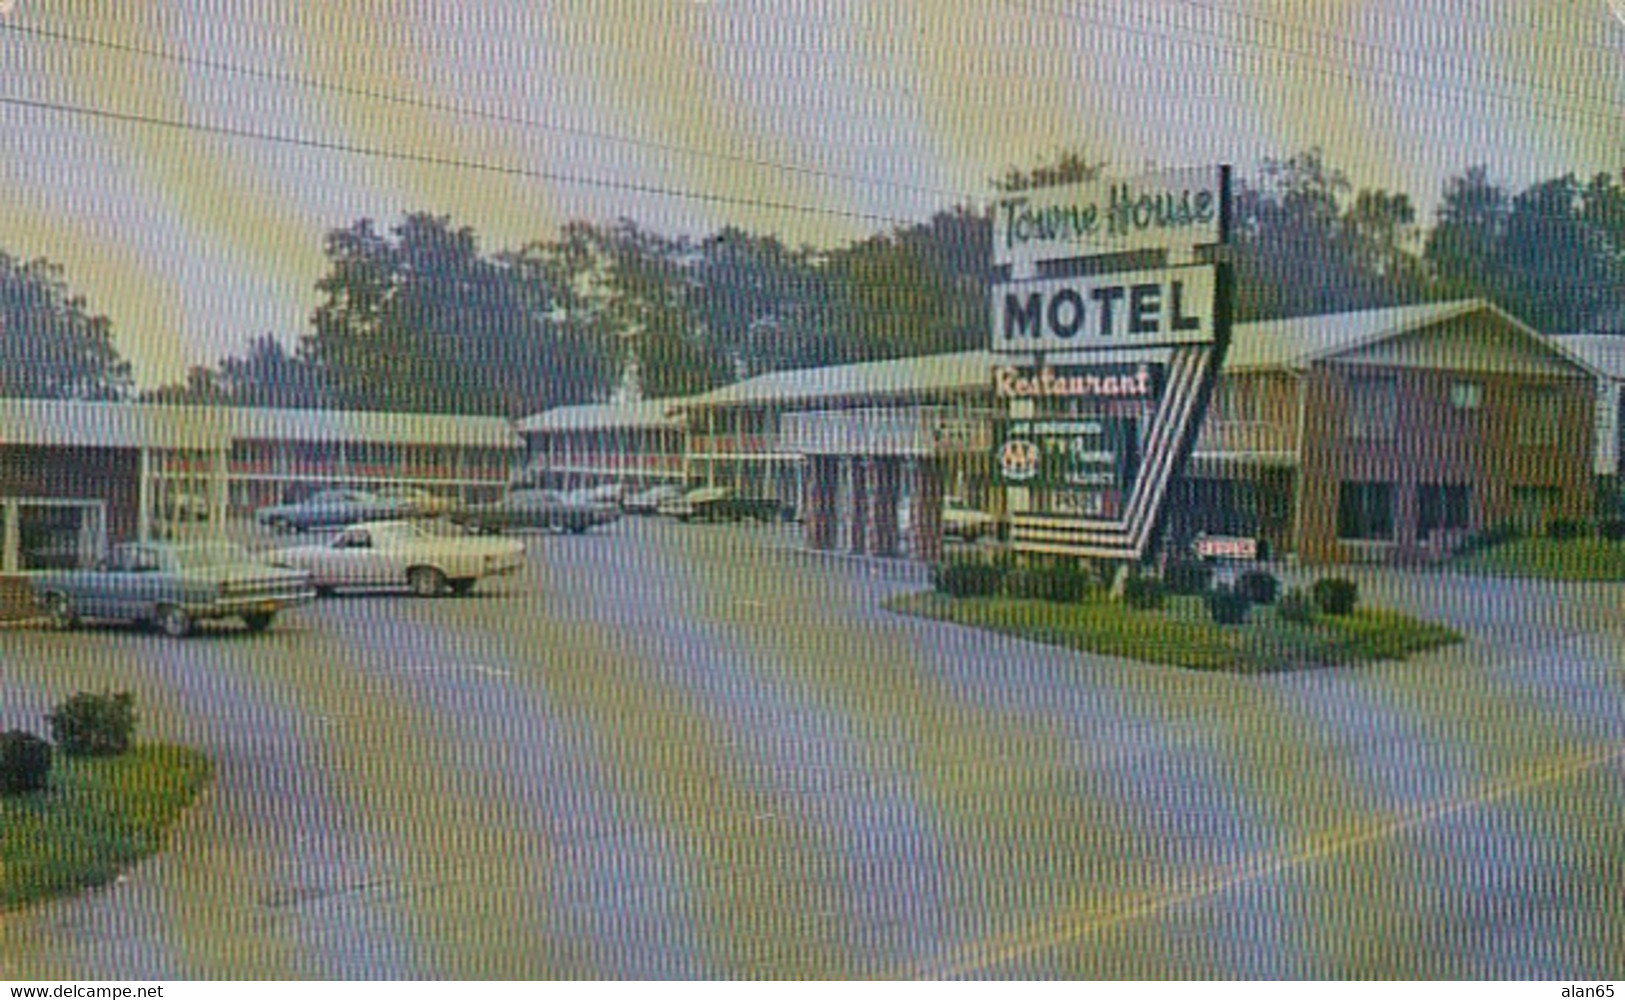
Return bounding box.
[1,693,213,910]
[887,560,1461,673]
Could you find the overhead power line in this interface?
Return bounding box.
[0,93,923,226]
[1002,0,1625,130]
[0,20,977,203]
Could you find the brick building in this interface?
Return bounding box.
[515,299,1600,565]
[0,399,519,573]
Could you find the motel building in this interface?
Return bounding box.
[518,298,1599,566]
[0,398,520,576]
[514,398,686,491]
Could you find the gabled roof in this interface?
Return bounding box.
[223,405,520,448]
[517,300,1598,424]
[0,398,522,450]
[1221,300,1489,372]
[0,398,233,449]
[672,351,994,410]
[1550,334,1625,381]
[516,398,685,434]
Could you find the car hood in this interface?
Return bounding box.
[189,563,313,586]
[270,538,524,560]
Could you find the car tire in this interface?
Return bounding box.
[42,592,78,631]
[408,566,448,598]
[241,611,276,633]
[157,604,193,638]
[448,579,476,597]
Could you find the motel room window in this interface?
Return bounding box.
[1450,381,1482,411]
[1417,484,1471,536]
[1518,387,1562,447]
[1347,376,1398,440]
[1338,481,1394,541]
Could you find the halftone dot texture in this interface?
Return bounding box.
[5,523,1622,978]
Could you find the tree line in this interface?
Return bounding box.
[5,149,1624,415]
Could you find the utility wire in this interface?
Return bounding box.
[0,20,977,203]
[1003,0,1625,130]
[0,93,924,226]
[1155,0,1625,86]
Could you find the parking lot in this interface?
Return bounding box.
[2,517,1623,978]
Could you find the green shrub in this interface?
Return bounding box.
[1002,562,1095,603]
[1163,558,1213,595]
[0,731,52,795]
[1237,569,1280,605]
[1602,519,1625,542]
[1311,577,1359,616]
[1045,562,1095,603]
[1205,587,1250,625]
[1462,523,1521,553]
[1001,567,1052,600]
[1121,574,1166,610]
[1276,588,1318,625]
[47,691,136,757]
[932,559,1005,598]
[1546,518,1591,541]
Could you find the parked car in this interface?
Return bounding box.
[255,486,449,532]
[565,483,625,506]
[32,541,315,637]
[266,519,526,597]
[942,497,1000,542]
[658,486,783,523]
[451,489,621,535]
[372,486,453,518]
[621,483,686,515]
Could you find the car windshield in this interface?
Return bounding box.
[167,542,255,569]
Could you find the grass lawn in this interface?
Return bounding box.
[886,592,1461,673]
[1453,537,1625,581]
[1,745,213,910]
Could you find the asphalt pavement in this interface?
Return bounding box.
[2,520,1622,978]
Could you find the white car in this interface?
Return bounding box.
[268,520,526,597]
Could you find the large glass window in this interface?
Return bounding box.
[1417,484,1471,536]
[1338,481,1394,540]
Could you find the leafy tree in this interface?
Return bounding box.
[1231,149,1432,320]
[143,336,330,408]
[0,252,131,399]
[587,220,731,398]
[141,366,229,405]
[815,207,990,363]
[1425,165,1509,300]
[217,335,330,408]
[1499,176,1624,332]
[688,227,826,377]
[993,150,1108,192]
[304,214,617,415]
[1427,168,1625,331]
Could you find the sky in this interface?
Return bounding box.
[1,0,1622,389]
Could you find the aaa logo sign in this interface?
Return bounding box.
[998,438,1041,481]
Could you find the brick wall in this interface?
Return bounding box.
[0,575,37,622]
